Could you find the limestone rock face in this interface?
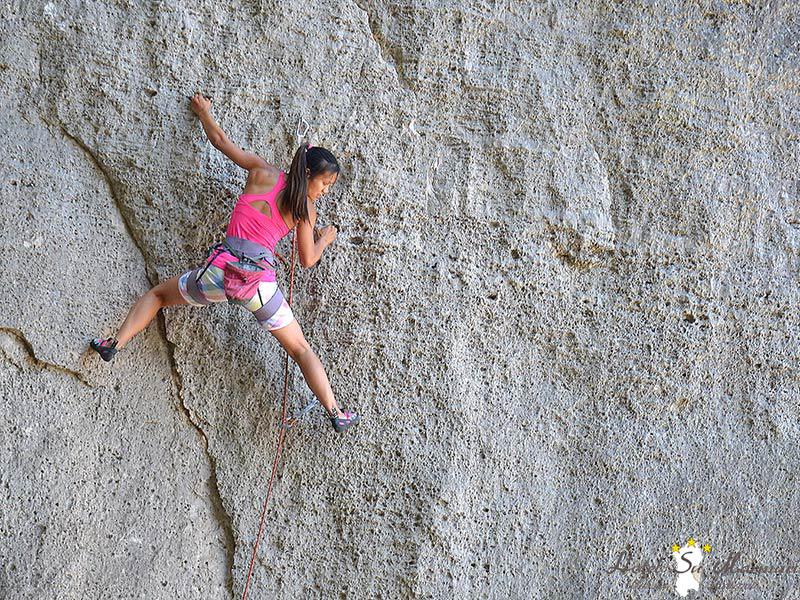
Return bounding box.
[2,1,799,598]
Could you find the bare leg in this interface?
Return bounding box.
[268,320,342,417]
[115,276,189,348]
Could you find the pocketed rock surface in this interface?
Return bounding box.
[1,1,799,598]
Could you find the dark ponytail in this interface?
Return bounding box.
[282,143,341,223]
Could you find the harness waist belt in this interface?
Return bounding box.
[222,236,276,269]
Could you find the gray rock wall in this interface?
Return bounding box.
[1,0,799,598]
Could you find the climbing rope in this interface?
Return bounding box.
[241,227,298,600]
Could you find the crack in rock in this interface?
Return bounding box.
[42,117,236,597]
[157,313,237,599]
[0,327,92,387]
[352,0,411,90]
[46,118,158,287]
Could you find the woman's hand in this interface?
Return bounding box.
[189,92,268,171]
[190,93,211,117]
[316,225,338,246]
[300,225,337,267]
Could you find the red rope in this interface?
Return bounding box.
[241,228,298,600]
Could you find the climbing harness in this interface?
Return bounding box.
[193,236,278,304]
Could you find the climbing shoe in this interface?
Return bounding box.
[329,410,360,433]
[90,337,119,362]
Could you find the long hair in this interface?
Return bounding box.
[281,144,340,223]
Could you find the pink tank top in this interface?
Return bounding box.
[209,170,291,282]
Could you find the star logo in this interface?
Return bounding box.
[670,536,710,597]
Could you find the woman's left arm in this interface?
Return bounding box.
[190,93,269,171]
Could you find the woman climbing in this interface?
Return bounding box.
[89,93,360,433]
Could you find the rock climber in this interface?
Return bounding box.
[89,93,360,433]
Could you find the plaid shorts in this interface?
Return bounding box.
[177,264,295,331]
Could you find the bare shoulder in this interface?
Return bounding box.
[244,163,281,194]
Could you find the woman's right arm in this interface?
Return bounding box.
[190,93,269,171]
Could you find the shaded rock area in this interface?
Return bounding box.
[1,1,799,598]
